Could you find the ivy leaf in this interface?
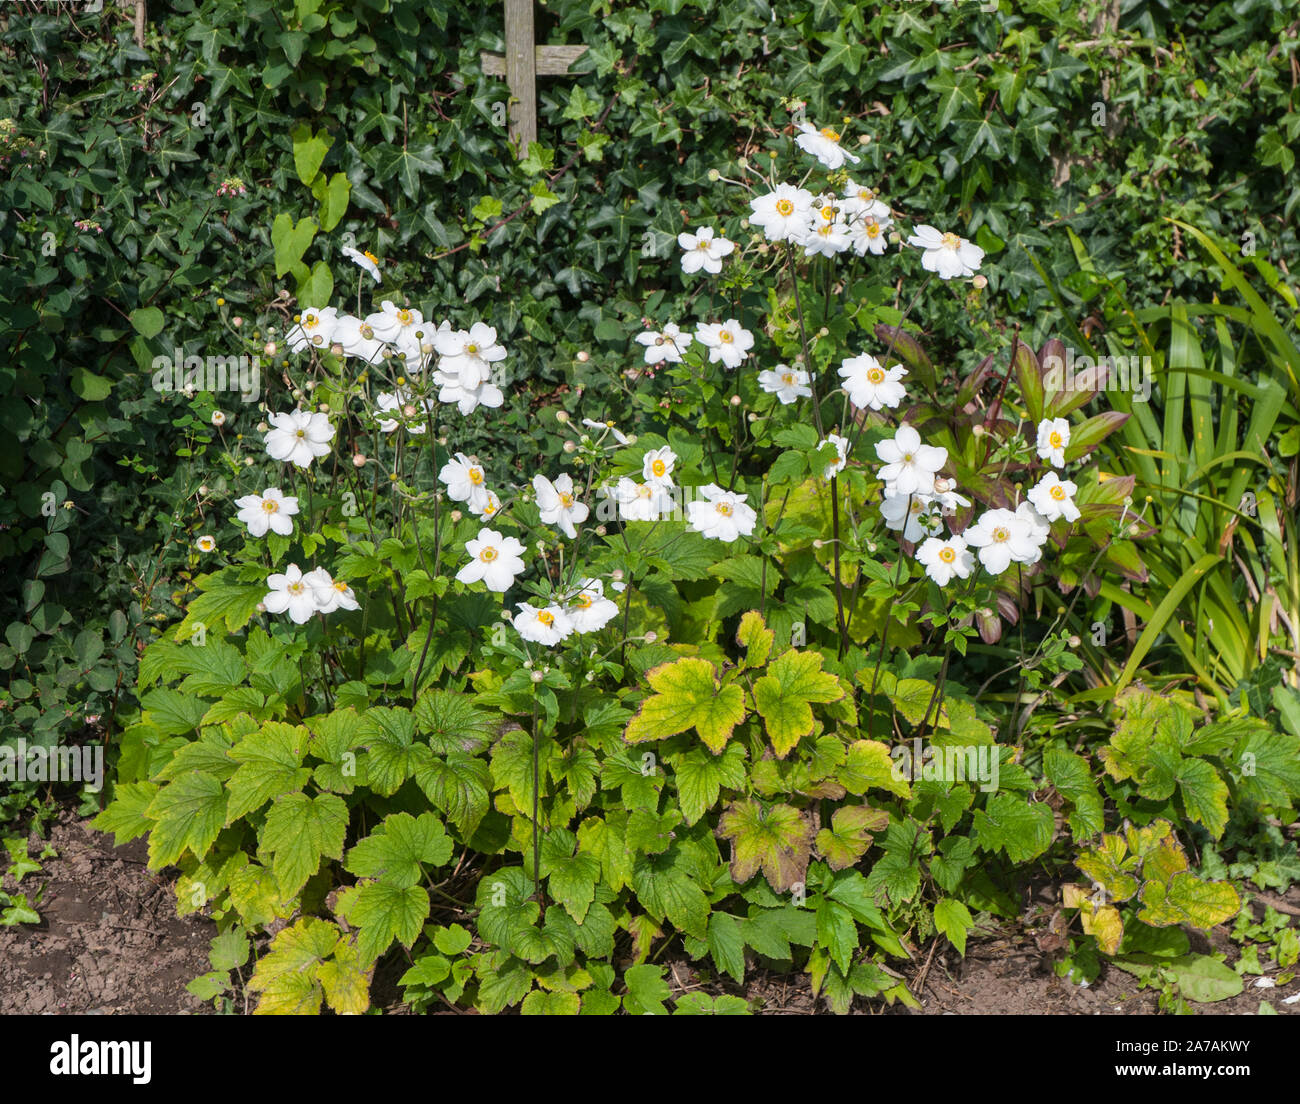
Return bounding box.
[344,812,452,888]
[752,650,844,758]
[717,799,812,892]
[337,881,430,964]
[815,805,889,870]
[624,657,746,753]
[673,743,746,826]
[145,772,228,869]
[259,792,348,898]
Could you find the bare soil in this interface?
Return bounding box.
[2,810,1296,1015]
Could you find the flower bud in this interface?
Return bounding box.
[352,453,366,467]
[563,440,576,453]
[530,670,545,683]
[449,509,462,522]
[232,316,243,327]
[730,394,741,406]
[644,631,657,643]
[263,342,276,356]
[318,403,330,413]
[575,351,589,363]
[555,410,569,422]
[972,274,988,289]
[707,168,720,181]
[971,424,985,437]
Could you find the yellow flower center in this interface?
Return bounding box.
[295,429,306,438]
[867,367,884,383]
[820,205,836,223]
[468,468,484,485]
[288,582,304,595]
[939,547,955,563]
[332,580,349,593]
[303,314,318,328]
[363,251,378,264]
[866,222,881,238]
[820,127,840,141]
[719,330,733,343]
[992,526,1010,543]
[1049,431,1063,448]
[538,611,554,627]
[559,492,574,508]
[651,459,666,477]
[397,309,412,324]
[467,343,479,354]
[261,500,279,513]
[858,188,875,202]
[715,502,733,517]
[1050,485,1066,501]
[483,501,498,516]
[573,594,592,609]
[902,452,914,463]
[782,374,796,386]
[776,198,794,216]
[479,547,498,562]
[941,232,961,250]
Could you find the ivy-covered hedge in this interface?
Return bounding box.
[0,0,1296,820]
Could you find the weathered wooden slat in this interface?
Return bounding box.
[503,0,538,149]
[480,44,589,78]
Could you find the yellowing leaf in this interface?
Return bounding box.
[317,936,373,1015]
[1138,871,1241,930]
[624,658,746,754]
[248,918,341,1015]
[815,805,889,870]
[735,610,774,669]
[753,650,845,758]
[837,739,911,798]
[717,799,811,892]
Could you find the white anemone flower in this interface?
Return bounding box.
[533,473,589,539]
[431,369,504,416]
[847,214,892,257]
[641,446,677,492]
[880,492,939,544]
[687,484,757,542]
[263,564,318,624]
[456,528,526,592]
[614,477,672,522]
[963,508,1039,575]
[916,535,975,586]
[696,319,754,370]
[514,602,574,646]
[286,307,340,353]
[841,181,890,220]
[1027,472,1080,523]
[303,566,360,613]
[1015,501,1052,564]
[1036,417,1072,468]
[757,365,812,405]
[795,122,860,169]
[822,434,850,480]
[875,424,947,496]
[365,301,424,346]
[906,225,985,280]
[439,452,492,512]
[434,322,506,388]
[332,314,387,364]
[749,184,815,243]
[677,226,735,275]
[564,578,620,633]
[634,322,693,365]
[473,490,503,523]
[341,245,382,282]
[581,418,632,445]
[264,410,335,469]
[839,354,907,411]
[234,487,299,538]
